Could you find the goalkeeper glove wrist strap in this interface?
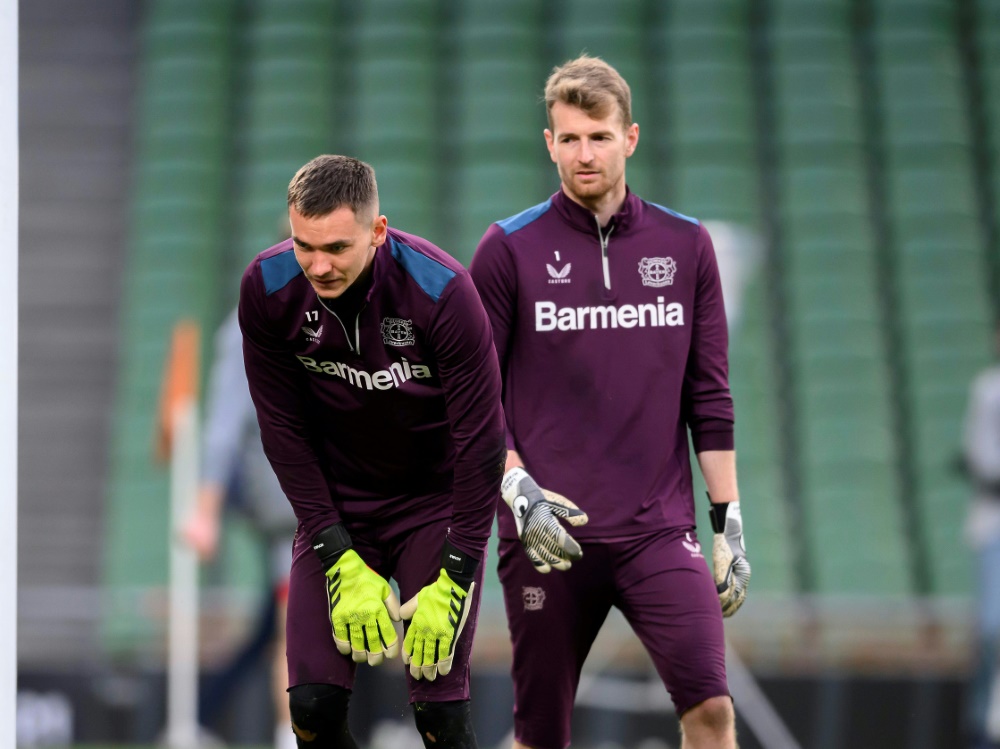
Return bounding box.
[312,523,352,570]
[440,538,479,590]
[707,497,737,534]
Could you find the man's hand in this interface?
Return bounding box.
[501,467,588,573]
[400,541,477,681]
[180,485,225,561]
[313,524,400,666]
[708,500,750,617]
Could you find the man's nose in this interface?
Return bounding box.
[309,255,333,277]
[578,139,594,163]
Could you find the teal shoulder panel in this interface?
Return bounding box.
[390,239,457,302]
[496,198,553,235]
[261,250,302,295]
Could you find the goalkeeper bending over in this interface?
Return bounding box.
[240,155,505,749]
[469,56,750,749]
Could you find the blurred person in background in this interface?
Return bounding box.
[470,55,749,749]
[963,318,1000,749]
[239,155,505,749]
[182,307,298,749]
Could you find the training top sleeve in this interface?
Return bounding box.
[238,262,339,539]
[683,223,735,452]
[468,224,519,451]
[200,309,255,488]
[427,270,506,556]
[964,370,1000,486]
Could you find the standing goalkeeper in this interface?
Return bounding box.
[240,155,505,749]
[469,56,749,749]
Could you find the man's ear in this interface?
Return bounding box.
[544,128,558,163]
[371,215,388,247]
[625,122,639,158]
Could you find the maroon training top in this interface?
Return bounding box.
[470,189,734,541]
[239,229,505,557]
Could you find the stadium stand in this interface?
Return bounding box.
[452,0,549,262]
[351,0,441,241]
[771,0,909,595]
[232,0,339,265]
[664,0,795,594]
[974,0,1000,309]
[872,0,991,593]
[105,0,238,648]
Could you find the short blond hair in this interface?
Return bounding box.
[544,55,632,130]
[287,154,378,221]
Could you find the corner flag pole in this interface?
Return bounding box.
[157,321,201,749]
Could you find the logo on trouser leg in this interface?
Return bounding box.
[522,586,546,611]
[682,532,703,558]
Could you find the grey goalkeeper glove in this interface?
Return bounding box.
[501,467,588,573]
[708,499,750,617]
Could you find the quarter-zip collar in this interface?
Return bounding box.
[550,185,640,235]
[315,245,380,354]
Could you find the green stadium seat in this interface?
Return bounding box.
[887,168,977,219]
[133,161,226,201]
[553,0,644,63]
[456,24,540,63]
[247,57,335,93]
[139,90,231,136]
[784,250,874,301]
[771,29,852,65]
[726,272,795,594]
[250,0,337,26]
[787,276,880,321]
[670,0,748,34]
[671,97,754,150]
[892,213,982,250]
[457,61,545,146]
[667,28,749,65]
[883,103,971,155]
[771,0,852,30]
[873,0,955,31]
[785,215,875,250]
[144,0,236,27]
[899,309,993,359]
[780,165,869,218]
[454,161,546,261]
[459,0,541,28]
[143,22,233,62]
[878,61,965,105]
[245,21,334,53]
[669,60,748,102]
[774,61,860,108]
[141,56,230,98]
[777,101,864,153]
[894,232,986,275]
[673,163,758,223]
[349,159,436,243]
[801,479,911,595]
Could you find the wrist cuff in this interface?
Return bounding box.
[708,500,738,534]
[441,538,479,589]
[312,523,352,569]
[501,466,533,501]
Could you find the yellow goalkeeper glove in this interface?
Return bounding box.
[400,539,478,681]
[312,523,400,665]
